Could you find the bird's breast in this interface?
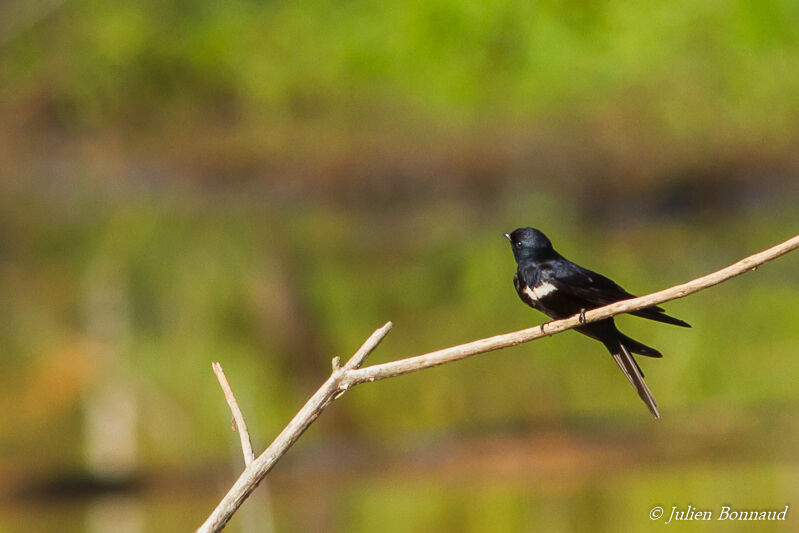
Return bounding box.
[523,281,558,302]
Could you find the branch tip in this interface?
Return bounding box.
[343,321,394,370]
[199,233,799,532]
[212,362,255,468]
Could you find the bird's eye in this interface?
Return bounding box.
[515,241,522,248]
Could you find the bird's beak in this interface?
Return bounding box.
[503,233,511,241]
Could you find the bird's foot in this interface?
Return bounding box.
[579,308,587,325]
[539,321,551,333]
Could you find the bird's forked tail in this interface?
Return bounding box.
[603,339,660,418]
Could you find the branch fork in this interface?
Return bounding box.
[200,233,799,532]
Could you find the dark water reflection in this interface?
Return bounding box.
[5,404,798,532]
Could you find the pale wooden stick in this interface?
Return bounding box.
[199,323,392,532]
[212,362,255,466]
[344,233,799,385]
[199,233,799,532]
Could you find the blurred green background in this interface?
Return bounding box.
[1,1,798,531]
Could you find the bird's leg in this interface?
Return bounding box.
[539,320,551,333]
[579,308,587,325]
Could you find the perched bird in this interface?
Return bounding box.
[505,227,690,418]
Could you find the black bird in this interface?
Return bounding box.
[505,227,690,418]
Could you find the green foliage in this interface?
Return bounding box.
[2,2,798,529]
[3,0,799,144]
[1,189,796,470]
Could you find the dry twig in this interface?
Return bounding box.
[212,362,255,466]
[198,233,799,532]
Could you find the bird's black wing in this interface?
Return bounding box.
[548,261,690,327]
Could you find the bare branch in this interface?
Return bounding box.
[344,233,799,385]
[343,321,394,370]
[198,233,799,532]
[212,362,255,466]
[199,322,393,532]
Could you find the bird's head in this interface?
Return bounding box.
[504,227,554,262]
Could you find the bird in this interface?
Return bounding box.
[504,227,690,418]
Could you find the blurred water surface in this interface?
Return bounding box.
[1,1,799,531]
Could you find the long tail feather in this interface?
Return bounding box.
[605,339,660,418]
[617,332,663,358]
